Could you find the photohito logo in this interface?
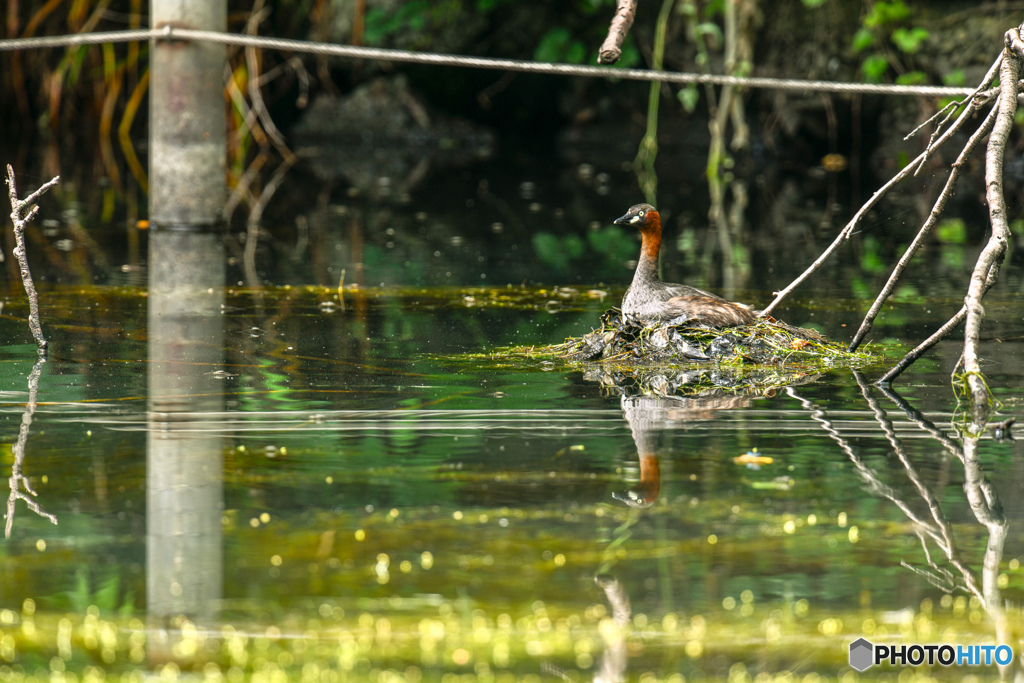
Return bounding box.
[849,638,1014,670]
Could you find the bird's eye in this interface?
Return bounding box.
[638,211,645,217]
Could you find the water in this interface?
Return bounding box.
[1,253,1023,681]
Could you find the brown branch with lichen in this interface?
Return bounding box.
[597,0,636,65]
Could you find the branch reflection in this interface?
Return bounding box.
[5,354,57,538]
[791,370,1017,677]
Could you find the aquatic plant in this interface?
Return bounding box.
[550,308,871,368]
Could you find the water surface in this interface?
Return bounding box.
[0,267,1022,681]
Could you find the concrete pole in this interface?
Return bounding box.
[149,0,227,229]
[147,0,227,635]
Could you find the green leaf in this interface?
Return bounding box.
[942,69,965,87]
[565,40,587,65]
[677,84,700,113]
[801,0,828,7]
[851,28,875,53]
[860,54,890,82]
[936,218,967,244]
[851,277,872,300]
[864,0,910,29]
[860,237,886,275]
[534,28,571,63]
[587,226,635,266]
[694,22,723,49]
[892,283,920,303]
[895,71,927,85]
[532,233,584,273]
[891,27,929,54]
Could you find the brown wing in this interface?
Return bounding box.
[665,294,756,327]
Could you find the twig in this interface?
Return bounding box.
[848,101,998,352]
[758,84,990,319]
[962,29,1022,429]
[597,0,636,65]
[910,54,1002,176]
[5,355,56,538]
[6,164,58,353]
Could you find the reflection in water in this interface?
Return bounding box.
[4,355,57,537]
[614,394,753,507]
[791,373,1019,677]
[147,232,226,627]
[592,574,631,683]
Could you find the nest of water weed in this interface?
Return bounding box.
[551,309,868,368]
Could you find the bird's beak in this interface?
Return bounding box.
[613,213,633,226]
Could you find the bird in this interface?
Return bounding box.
[614,203,756,327]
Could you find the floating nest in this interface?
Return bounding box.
[551,309,870,368]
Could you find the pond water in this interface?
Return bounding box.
[2,96,1024,677]
[1,219,1024,682]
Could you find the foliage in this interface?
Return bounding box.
[534,27,588,64]
[851,0,930,84]
[936,218,967,245]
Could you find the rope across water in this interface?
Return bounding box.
[0,26,977,98]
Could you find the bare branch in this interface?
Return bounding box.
[910,53,1001,175]
[848,101,998,352]
[759,92,987,319]
[6,164,57,353]
[597,0,636,65]
[962,38,1020,428]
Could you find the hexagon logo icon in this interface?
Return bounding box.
[849,637,874,671]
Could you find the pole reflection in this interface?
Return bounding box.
[147,231,225,632]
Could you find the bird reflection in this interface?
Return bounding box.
[613,393,754,507]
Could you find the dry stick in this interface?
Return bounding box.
[962,35,1021,429]
[597,0,636,65]
[911,54,1003,176]
[6,164,58,353]
[758,87,989,320]
[848,101,999,353]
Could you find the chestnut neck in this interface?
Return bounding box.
[634,211,662,280]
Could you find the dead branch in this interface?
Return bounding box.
[910,55,1002,175]
[6,164,58,353]
[758,71,995,320]
[962,29,1022,429]
[598,0,637,65]
[849,101,999,353]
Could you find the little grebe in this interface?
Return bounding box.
[614,203,756,327]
